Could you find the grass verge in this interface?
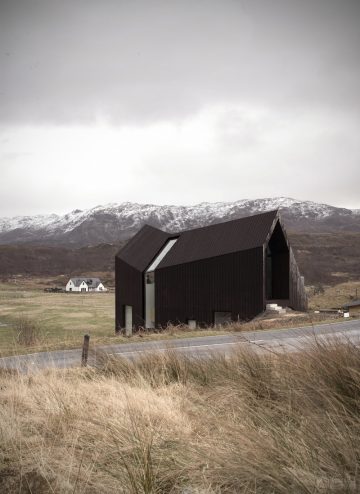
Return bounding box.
[1,337,360,493]
[0,280,358,357]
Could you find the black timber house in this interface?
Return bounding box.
[115,210,307,331]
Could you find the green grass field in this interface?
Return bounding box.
[0,282,117,355]
[0,282,223,356]
[1,279,359,357]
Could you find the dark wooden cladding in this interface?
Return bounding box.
[115,225,170,330]
[159,210,278,268]
[155,248,264,326]
[115,256,144,330]
[289,247,308,311]
[118,225,169,271]
[115,210,308,331]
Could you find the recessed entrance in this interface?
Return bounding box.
[266,222,289,300]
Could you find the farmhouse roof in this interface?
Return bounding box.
[116,210,279,271]
[69,277,102,288]
[343,299,360,309]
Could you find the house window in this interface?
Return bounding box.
[146,238,178,272]
[144,239,177,329]
[81,287,86,292]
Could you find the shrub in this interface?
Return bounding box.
[13,316,42,346]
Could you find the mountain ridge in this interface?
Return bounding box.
[1,197,360,247]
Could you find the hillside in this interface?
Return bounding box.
[0,197,359,247]
[0,198,359,285]
[1,233,359,286]
[0,243,121,280]
[289,232,360,285]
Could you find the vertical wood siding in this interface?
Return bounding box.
[115,257,144,330]
[115,215,308,331]
[289,247,308,311]
[155,247,264,327]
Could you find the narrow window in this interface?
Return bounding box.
[145,238,178,329]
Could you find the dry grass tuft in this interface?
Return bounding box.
[309,280,360,310]
[1,338,360,493]
[12,315,44,346]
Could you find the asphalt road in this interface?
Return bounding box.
[1,319,359,372]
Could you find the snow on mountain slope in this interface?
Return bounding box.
[0,197,359,247]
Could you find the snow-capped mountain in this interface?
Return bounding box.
[0,197,359,247]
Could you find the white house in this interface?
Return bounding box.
[65,277,107,293]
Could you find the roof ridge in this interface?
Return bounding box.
[173,209,278,235]
[116,210,280,271]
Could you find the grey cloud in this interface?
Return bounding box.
[1,0,359,215]
[1,0,360,124]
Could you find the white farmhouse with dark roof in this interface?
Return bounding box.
[65,277,107,293]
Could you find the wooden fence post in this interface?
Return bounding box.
[81,334,90,367]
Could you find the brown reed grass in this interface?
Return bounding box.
[0,337,359,493]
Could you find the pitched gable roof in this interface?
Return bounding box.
[158,210,278,268]
[116,224,170,271]
[69,277,102,288]
[116,210,279,271]
[343,299,360,309]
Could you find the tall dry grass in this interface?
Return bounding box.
[1,337,360,493]
[12,315,44,346]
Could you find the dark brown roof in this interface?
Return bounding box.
[116,225,169,271]
[343,299,360,309]
[116,210,278,271]
[158,210,278,268]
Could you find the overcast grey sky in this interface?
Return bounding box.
[1,0,359,216]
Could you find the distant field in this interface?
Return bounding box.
[0,282,116,356]
[1,278,359,357]
[308,280,360,310]
[0,281,223,356]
